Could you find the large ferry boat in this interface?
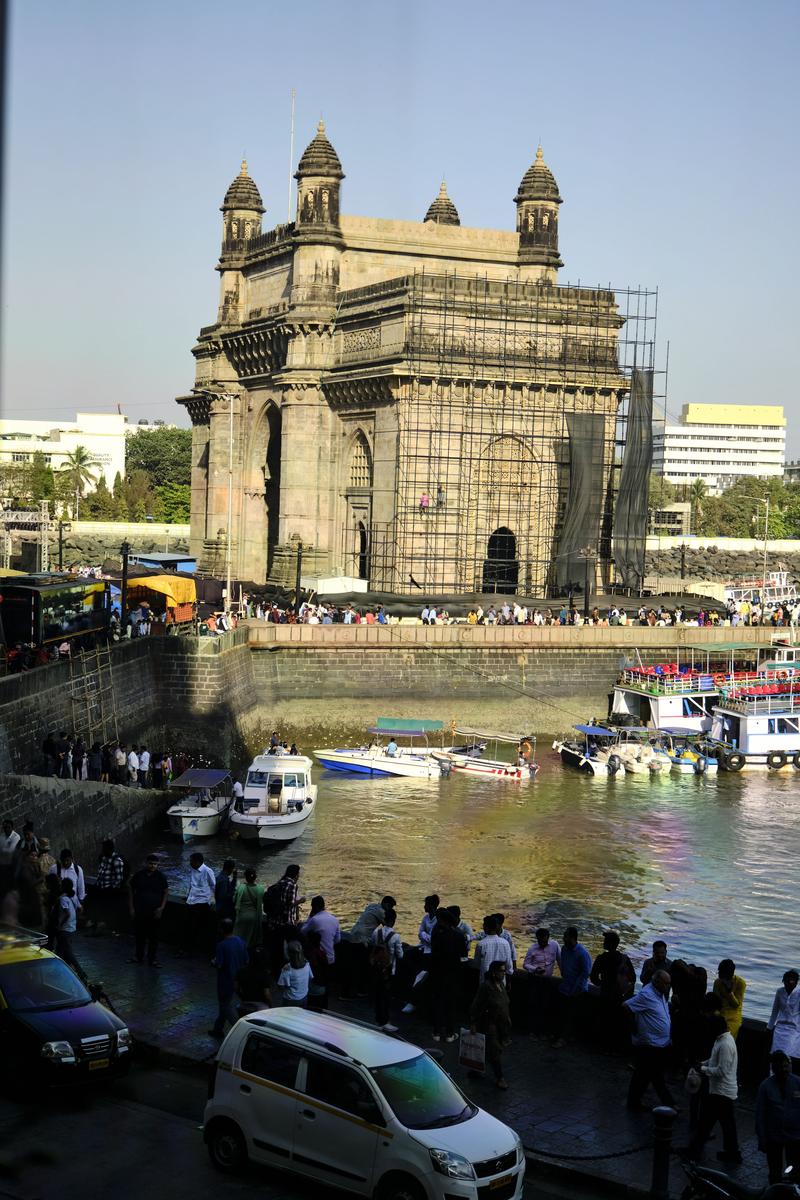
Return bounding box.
[708,681,800,771]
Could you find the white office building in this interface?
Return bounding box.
[653,403,786,496]
[0,412,127,488]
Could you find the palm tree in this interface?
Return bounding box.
[59,445,101,518]
[689,478,707,532]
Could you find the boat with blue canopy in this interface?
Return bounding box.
[313,718,451,779]
[552,724,625,777]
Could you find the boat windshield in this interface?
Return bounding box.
[247,770,268,787]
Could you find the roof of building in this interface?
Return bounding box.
[424,180,460,226]
[295,120,344,180]
[515,145,562,204]
[221,160,265,214]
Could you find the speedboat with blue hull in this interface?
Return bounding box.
[314,720,449,779]
[655,728,718,774]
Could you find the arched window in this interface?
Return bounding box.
[349,435,372,489]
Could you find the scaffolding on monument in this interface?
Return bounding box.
[346,270,659,597]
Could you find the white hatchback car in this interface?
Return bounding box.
[204,1008,525,1200]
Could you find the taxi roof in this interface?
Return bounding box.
[0,944,55,965]
[241,1008,419,1068]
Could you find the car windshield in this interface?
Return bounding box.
[370,1054,475,1130]
[0,957,91,1012]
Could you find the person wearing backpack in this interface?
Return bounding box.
[263,865,305,976]
[370,908,402,1033]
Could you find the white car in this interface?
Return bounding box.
[203,1007,525,1200]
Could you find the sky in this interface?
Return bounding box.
[2,1,799,446]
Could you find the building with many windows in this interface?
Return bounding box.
[653,403,785,496]
[0,413,126,488]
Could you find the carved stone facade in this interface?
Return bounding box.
[178,133,633,593]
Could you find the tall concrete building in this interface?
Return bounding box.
[179,128,655,594]
[0,413,126,489]
[653,403,786,497]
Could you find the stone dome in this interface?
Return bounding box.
[221,160,265,213]
[515,145,562,204]
[424,181,460,226]
[295,120,345,180]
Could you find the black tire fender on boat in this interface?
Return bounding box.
[693,756,707,775]
[725,751,745,772]
[766,751,787,770]
[793,755,800,770]
[607,754,622,776]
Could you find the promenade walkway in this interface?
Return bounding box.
[74,929,769,1198]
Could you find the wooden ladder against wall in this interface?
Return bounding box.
[68,643,120,748]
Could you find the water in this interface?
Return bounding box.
[130,712,799,1020]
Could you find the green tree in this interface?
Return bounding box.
[126,426,192,488]
[647,472,676,512]
[83,476,115,519]
[30,451,56,503]
[59,445,101,517]
[156,481,191,522]
[689,478,707,530]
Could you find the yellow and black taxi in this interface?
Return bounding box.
[0,926,131,1083]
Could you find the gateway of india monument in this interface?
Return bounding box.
[178,122,655,596]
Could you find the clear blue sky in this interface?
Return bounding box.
[2,1,798,446]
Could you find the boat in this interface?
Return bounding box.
[166,768,233,841]
[313,718,450,779]
[432,728,539,782]
[707,679,800,771]
[612,728,672,775]
[230,752,317,842]
[654,728,719,774]
[552,724,625,777]
[610,642,762,734]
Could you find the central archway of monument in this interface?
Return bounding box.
[482,527,518,594]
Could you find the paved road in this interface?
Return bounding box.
[0,1062,611,1200]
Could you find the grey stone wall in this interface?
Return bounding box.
[0,774,169,867]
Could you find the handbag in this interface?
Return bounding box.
[684,1066,702,1095]
[459,1028,486,1073]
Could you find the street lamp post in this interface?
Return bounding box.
[578,545,596,620]
[760,495,770,595]
[58,520,72,571]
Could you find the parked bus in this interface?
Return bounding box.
[0,574,112,648]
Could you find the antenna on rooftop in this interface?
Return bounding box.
[287,88,296,222]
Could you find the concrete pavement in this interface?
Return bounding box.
[66,928,774,1198]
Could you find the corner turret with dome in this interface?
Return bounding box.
[424,181,460,226]
[220,159,265,244]
[515,145,563,271]
[294,120,345,237]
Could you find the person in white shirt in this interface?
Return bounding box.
[300,896,341,965]
[687,1014,741,1164]
[278,941,313,1006]
[0,819,20,885]
[127,746,140,785]
[138,747,151,788]
[186,852,216,954]
[474,915,514,982]
[476,912,516,964]
[48,848,86,903]
[232,780,244,800]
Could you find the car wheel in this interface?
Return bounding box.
[376,1173,426,1200]
[206,1120,247,1174]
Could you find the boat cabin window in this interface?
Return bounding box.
[247,770,269,787]
[768,718,799,735]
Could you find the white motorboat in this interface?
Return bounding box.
[166,768,233,841]
[708,682,800,771]
[552,724,625,777]
[314,719,450,779]
[612,728,672,775]
[655,728,718,775]
[433,727,539,782]
[230,753,317,842]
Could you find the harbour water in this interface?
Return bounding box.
[131,709,798,1020]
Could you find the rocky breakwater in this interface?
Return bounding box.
[646,545,800,584]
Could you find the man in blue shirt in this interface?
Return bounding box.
[623,970,676,1111]
[209,919,249,1039]
[553,927,592,1047]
